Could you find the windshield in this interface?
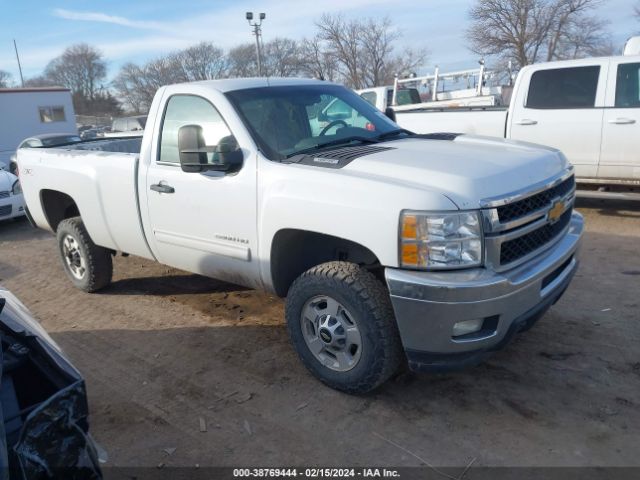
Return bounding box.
[225,84,400,160]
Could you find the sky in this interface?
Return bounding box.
[0,0,638,83]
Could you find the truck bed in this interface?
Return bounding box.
[395,107,508,138]
[17,137,153,260]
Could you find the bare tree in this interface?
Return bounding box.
[112,63,154,113]
[114,56,187,113]
[467,0,610,68]
[0,70,12,88]
[316,14,428,88]
[44,44,107,100]
[315,14,364,88]
[384,47,428,83]
[174,42,229,81]
[299,36,338,81]
[24,76,55,87]
[227,43,258,78]
[262,38,303,77]
[552,14,614,59]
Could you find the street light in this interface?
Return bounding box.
[246,12,266,76]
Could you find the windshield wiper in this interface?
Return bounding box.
[375,129,415,141]
[285,136,380,159]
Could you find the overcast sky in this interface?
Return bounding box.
[1,0,638,82]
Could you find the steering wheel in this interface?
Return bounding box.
[320,120,348,136]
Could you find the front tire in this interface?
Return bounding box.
[56,217,113,292]
[285,261,403,394]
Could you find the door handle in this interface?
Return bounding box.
[514,119,538,126]
[150,183,175,194]
[608,118,636,125]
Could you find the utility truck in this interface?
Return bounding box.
[377,43,640,198]
[18,78,583,393]
[357,64,508,113]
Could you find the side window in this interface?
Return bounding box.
[38,106,66,122]
[324,99,354,120]
[526,66,600,109]
[615,62,640,108]
[159,95,231,165]
[396,89,421,105]
[360,91,377,107]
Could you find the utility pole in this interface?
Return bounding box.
[13,39,25,87]
[246,12,266,76]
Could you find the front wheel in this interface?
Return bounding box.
[56,217,113,292]
[285,261,403,394]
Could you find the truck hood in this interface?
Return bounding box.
[343,135,569,209]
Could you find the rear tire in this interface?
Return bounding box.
[56,217,112,292]
[285,261,403,394]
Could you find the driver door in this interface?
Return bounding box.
[144,94,260,288]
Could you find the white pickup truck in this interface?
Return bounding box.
[382,51,640,195]
[18,78,583,393]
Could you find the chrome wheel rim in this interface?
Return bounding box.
[62,234,86,280]
[300,295,362,372]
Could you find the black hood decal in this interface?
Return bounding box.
[288,145,395,169]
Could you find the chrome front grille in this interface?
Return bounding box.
[0,191,9,199]
[481,169,576,271]
[499,208,573,265]
[497,176,575,223]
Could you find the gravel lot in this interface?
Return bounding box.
[0,199,639,471]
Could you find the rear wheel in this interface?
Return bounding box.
[56,217,112,292]
[285,261,403,394]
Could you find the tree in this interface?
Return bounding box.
[315,14,427,89]
[173,42,229,81]
[0,70,12,88]
[24,75,56,88]
[114,57,186,113]
[299,36,338,81]
[262,38,303,77]
[467,0,610,69]
[227,43,259,78]
[44,44,107,100]
[315,14,365,88]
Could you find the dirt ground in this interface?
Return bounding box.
[0,198,639,470]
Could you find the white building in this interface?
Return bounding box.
[0,87,77,169]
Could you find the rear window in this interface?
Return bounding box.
[360,91,377,107]
[395,89,421,105]
[615,62,640,108]
[526,66,600,109]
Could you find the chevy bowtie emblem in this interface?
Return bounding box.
[548,199,565,223]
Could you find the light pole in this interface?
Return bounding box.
[246,12,266,76]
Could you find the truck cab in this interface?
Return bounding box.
[509,55,640,181]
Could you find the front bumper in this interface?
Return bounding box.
[0,193,26,221]
[385,212,584,372]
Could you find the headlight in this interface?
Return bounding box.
[12,179,22,196]
[400,211,483,269]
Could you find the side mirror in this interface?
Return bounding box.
[178,125,243,173]
[384,107,396,123]
[178,125,208,172]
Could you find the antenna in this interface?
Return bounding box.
[13,39,25,87]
